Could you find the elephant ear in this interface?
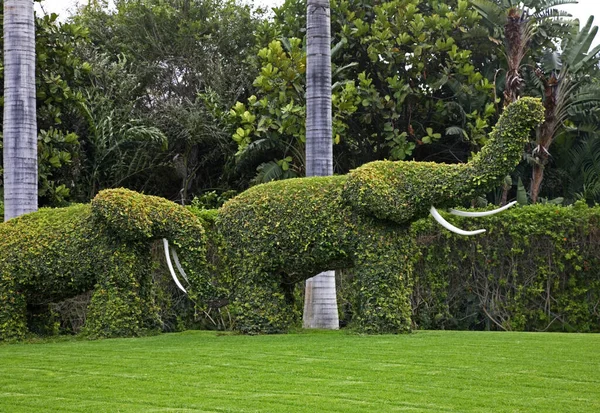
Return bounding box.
[91,188,155,240]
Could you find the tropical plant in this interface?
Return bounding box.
[229,0,497,183]
[528,17,600,202]
[73,0,264,200]
[470,0,575,105]
[469,0,600,203]
[81,105,168,199]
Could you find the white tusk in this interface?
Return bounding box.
[163,238,187,294]
[429,206,486,236]
[170,246,189,284]
[449,201,517,217]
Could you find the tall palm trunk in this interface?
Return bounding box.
[530,71,559,203]
[3,0,37,221]
[503,8,526,106]
[303,0,338,329]
[499,7,527,204]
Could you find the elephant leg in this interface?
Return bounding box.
[83,246,159,338]
[229,270,299,334]
[349,226,414,333]
[0,269,27,341]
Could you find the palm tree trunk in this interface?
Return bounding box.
[530,164,545,203]
[303,0,338,329]
[3,0,37,221]
[503,8,526,106]
[529,72,558,203]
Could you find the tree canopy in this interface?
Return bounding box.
[1,0,599,206]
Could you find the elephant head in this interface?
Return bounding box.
[91,188,213,301]
[342,97,545,234]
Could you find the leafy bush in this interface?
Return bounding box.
[0,189,208,341]
[216,175,412,334]
[410,202,600,332]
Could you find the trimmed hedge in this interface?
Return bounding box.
[410,202,600,332]
[1,98,548,338]
[0,189,209,341]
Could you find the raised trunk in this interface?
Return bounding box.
[303,0,338,329]
[343,98,544,225]
[460,98,545,199]
[3,0,38,221]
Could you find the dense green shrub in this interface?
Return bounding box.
[0,189,209,341]
[410,202,600,332]
[216,176,412,334]
[214,98,543,334]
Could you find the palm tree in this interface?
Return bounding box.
[3,0,37,221]
[303,0,339,329]
[471,0,575,106]
[529,17,600,202]
[471,0,586,203]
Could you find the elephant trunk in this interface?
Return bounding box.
[342,97,544,224]
[91,188,210,302]
[454,97,545,202]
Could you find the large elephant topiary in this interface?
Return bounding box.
[0,189,212,341]
[216,97,545,333]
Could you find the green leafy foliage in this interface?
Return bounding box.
[411,202,600,332]
[0,189,209,341]
[73,0,265,201]
[228,0,497,182]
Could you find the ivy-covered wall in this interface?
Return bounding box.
[409,202,600,332]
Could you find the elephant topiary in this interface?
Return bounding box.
[0,189,211,341]
[216,97,545,333]
[0,98,543,340]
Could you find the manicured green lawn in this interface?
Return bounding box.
[0,330,598,412]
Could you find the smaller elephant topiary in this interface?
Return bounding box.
[0,189,211,341]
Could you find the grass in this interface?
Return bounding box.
[0,330,598,412]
